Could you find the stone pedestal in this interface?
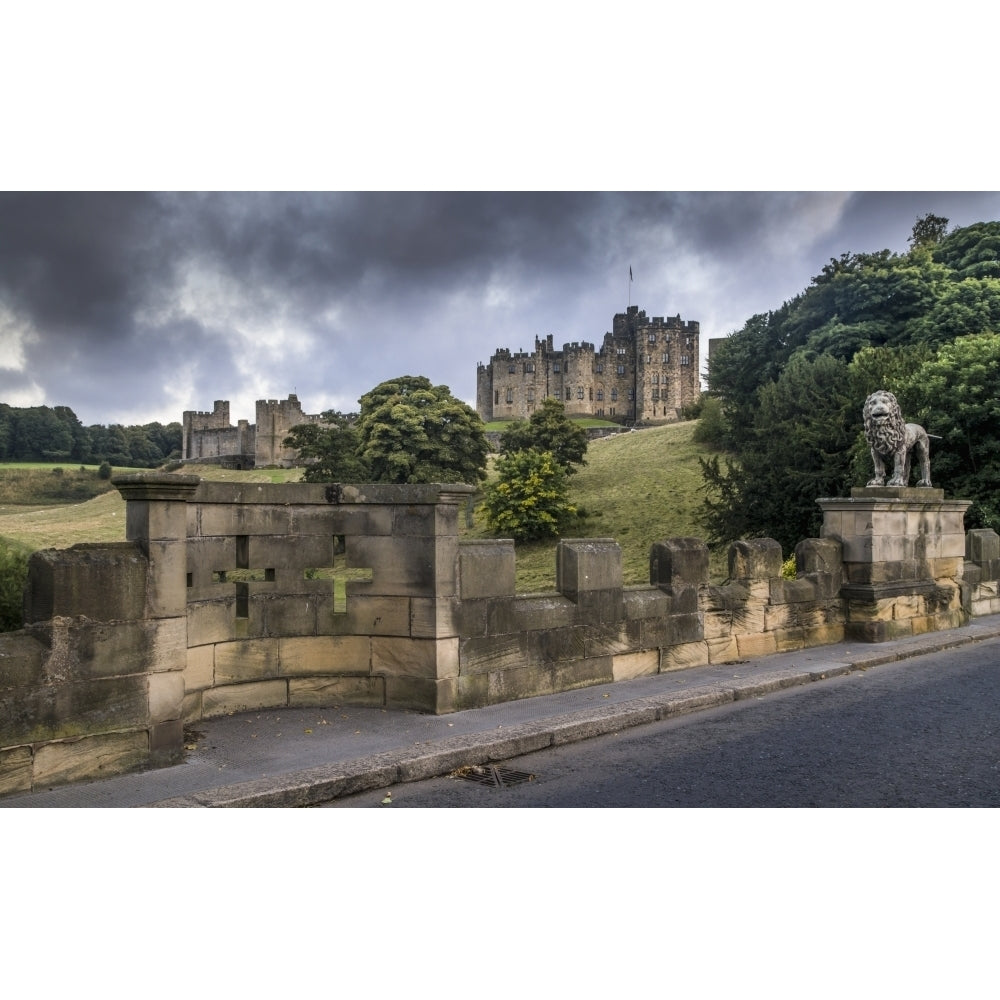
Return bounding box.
[817,487,971,641]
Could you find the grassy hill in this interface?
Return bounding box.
[0,424,728,589]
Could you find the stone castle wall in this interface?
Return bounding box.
[2,478,995,797]
[477,306,700,424]
[182,394,324,468]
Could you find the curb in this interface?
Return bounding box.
[146,622,1000,807]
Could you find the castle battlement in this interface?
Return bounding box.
[477,304,700,425]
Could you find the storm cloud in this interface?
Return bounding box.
[2,191,999,426]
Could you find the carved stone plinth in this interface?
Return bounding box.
[818,488,971,641]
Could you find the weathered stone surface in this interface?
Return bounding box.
[278,635,371,676]
[148,671,185,724]
[0,631,45,692]
[371,636,459,680]
[214,639,280,683]
[288,676,385,708]
[557,539,622,598]
[612,649,659,681]
[0,745,33,796]
[33,730,149,787]
[660,641,709,672]
[487,594,577,635]
[729,538,783,582]
[967,529,1000,564]
[650,538,709,591]
[202,680,288,717]
[459,540,516,599]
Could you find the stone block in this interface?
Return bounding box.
[649,538,709,591]
[487,663,556,703]
[347,535,438,597]
[459,540,516,599]
[796,537,843,578]
[729,538,783,582]
[371,636,459,681]
[25,543,148,624]
[487,594,577,635]
[967,529,1000,564]
[706,636,740,663]
[143,539,189,618]
[774,629,806,652]
[575,589,626,623]
[525,625,586,664]
[186,599,238,646]
[584,621,640,658]
[454,597,488,638]
[553,655,614,691]
[278,635,371,675]
[149,718,184,754]
[557,539,623,598]
[338,594,412,638]
[382,674,446,713]
[246,533,336,572]
[802,623,845,647]
[735,632,778,658]
[288,676,385,708]
[201,680,288,717]
[410,598,459,639]
[660,641,709,672]
[214,639,280,683]
[185,536,238,589]
[148,671,185,724]
[612,649,659,681]
[33,730,149,787]
[460,633,525,676]
[185,645,215,691]
[0,745,33,797]
[623,588,671,620]
[257,593,318,637]
[0,631,45,692]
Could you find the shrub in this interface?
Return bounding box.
[0,538,31,632]
[98,461,112,480]
[482,448,576,542]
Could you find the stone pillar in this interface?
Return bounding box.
[114,474,201,750]
[818,487,971,641]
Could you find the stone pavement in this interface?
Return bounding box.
[5,614,1000,808]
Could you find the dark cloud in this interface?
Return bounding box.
[2,192,999,426]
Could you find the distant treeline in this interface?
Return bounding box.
[0,403,182,468]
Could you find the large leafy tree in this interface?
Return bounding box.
[284,411,371,483]
[356,376,489,485]
[498,397,589,474]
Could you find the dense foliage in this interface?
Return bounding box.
[702,217,1000,550]
[498,397,589,474]
[286,377,489,486]
[481,448,577,541]
[283,411,370,483]
[0,537,30,632]
[0,403,182,468]
[356,376,489,485]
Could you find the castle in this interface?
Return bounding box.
[182,394,326,469]
[476,305,700,424]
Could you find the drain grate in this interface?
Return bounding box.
[453,765,536,788]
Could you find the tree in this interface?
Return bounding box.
[498,397,589,473]
[356,376,489,485]
[896,331,1000,530]
[909,213,949,249]
[481,448,576,541]
[284,411,371,483]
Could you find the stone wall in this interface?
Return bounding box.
[3,476,999,796]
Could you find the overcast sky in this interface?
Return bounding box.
[2,191,999,427]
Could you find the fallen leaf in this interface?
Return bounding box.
[304,729,313,734]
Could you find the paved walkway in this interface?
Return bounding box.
[5,615,1000,808]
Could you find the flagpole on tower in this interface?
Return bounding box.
[628,265,633,307]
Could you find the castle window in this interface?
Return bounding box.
[617,365,625,375]
[524,362,535,374]
[685,337,692,347]
[495,390,499,405]
[652,389,660,400]
[645,355,652,364]
[662,352,670,363]
[596,389,604,401]
[652,373,659,384]
[628,388,635,400]
[506,388,514,403]
[553,363,561,373]
[617,347,626,356]
[611,389,618,402]
[577,387,584,399]
[681,355,690,366]
[648,333,656,343]
[596,363,604,374]
[566,388,572,400]
[589,387,593,401]
[527,388,535,402]
[508,364,516,374]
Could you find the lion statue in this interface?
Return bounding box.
[863,390,932,488]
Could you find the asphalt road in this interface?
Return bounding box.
[326,640,1000,807]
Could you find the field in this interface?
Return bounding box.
[0,424,728,588]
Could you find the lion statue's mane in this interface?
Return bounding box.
[863,390,932,488]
